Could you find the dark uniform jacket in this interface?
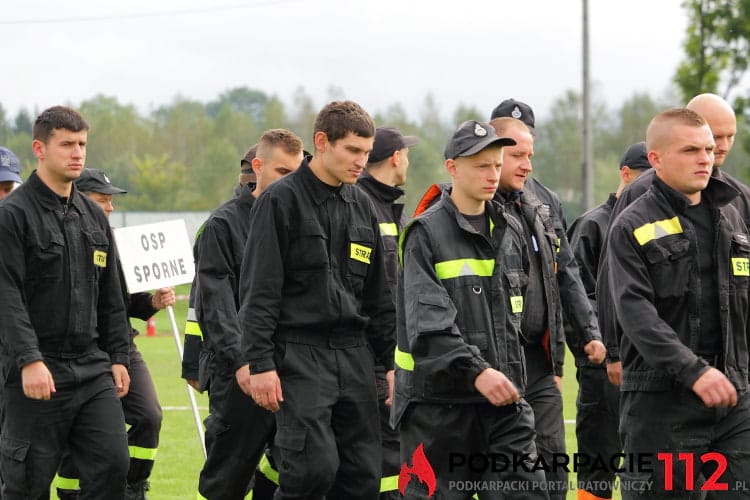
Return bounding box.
[355,170,406,288]
[565,193,616,367]
[598,167,750,362]
[355,171,406,399]
[238,159,396,374]
[520,177,603,366]
[0,171,130,374]
[195,184,256,376]
[392,191,528,425]
[607,175,750,392]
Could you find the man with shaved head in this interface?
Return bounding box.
[606,108,750,496]
[597,93,750,388]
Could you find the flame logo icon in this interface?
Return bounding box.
[399,443,437,497]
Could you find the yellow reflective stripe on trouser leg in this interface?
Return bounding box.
[258,453,279,484]
[381,474,399,492]
[54,474,80,491]
[395,346,414,371]
[129,445,158,461]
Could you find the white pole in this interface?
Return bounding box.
[166,304,207,459]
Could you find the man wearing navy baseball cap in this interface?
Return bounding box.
[0,146,23,200]
[358,125,419,498]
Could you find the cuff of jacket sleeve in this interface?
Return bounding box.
[466,357,491,384]
[249,357,276,374]
[678,357,710,389]
[110,352,130,368]
[181,367,199,380]
[16,351,44,370]
[379,346,395,371]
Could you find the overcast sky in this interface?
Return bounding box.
[3,0,688,124]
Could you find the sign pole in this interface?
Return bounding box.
[166,305,207,459]
[113,220,206,459]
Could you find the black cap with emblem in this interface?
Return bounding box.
[490,98,536,134]
[444,120,516,160]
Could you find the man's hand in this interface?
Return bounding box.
[692,367,737,408]
[235,363,252,396]
[554,375,563,393]
[606,361,622,386]
[584,340,607,364]
[21,360,56,400]
[249,370,283,412]
[474,368,519,406]
[385,369,395,407]
[185,379,201,391]
[112,363,131,398]
[152,287,176,310]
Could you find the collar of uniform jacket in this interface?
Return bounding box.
[356,170,405,204]
[651,174,739,214]
[27,170,89,214]
[297,158,355,205]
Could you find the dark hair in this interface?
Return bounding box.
[33,106,89,143]
[313,101,375,144]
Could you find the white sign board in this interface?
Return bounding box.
[114,219,195,293]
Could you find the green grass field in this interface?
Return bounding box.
[126,284,618,499]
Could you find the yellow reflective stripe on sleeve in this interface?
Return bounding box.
[510,296,524,313]
[556,238,561,253]
[54,474,80,491]
[185,308,203,339]
[381,474,399,492]
[395,347,414,371]
[633,217,683,246]
[185,321,203,339]
[258,453,279,485]
[733,258,750,276]
[434,259,494,279]
[129,445,158,461]
[379,222,399,237]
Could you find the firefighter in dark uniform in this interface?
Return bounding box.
[488,113,606,500]
[55,168,175,500]
[182,145,259,390]
[356,126,418,499]
[0,106,131,499]
[565,143,651,500]
[597,93,750,390]
[195,129,303,499]
[395,120,548,499]
[607,108,750,496]
[237,101,396,500]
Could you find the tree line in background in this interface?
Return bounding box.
[2,0,750,219]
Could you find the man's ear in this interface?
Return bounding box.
[313,131,329,154]
[445,158,457,178]
[32,139,45,160]
[251,157,262,175]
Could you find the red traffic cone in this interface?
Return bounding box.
[146,317,157,337]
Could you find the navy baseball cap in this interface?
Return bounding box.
[619,142,651,170]
[490,99,536,134]
[444,121,516,160]
[0,147,23,183]
[75,168,127,194]
[368,127,420,164]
